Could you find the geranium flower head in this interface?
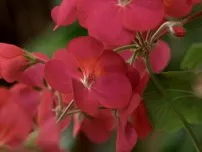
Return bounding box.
[78,0,164,46]
[45,36,132,116]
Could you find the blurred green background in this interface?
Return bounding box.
[0,0,202,151]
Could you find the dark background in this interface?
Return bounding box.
[0,0,52,46]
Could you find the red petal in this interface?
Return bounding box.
[20,63,45,87]
[1,56,28,82]
[77,0,98,28]
[38,90,54,125]
[116,95,140,152]
[135,72,149,95]
[0,88,11,106]
[123,0,164,31]
[133,56,147,77]
[149,40,171,73]
[67,36,104,61]
[82,110,114,143]
[0,98,32,147]
[33,52,49,61]
[51,0,76,28]
[91,74,132,109]
[119,50,133,62]
[10,84,40,118]
[54,50,82,80]
[116,121,137,152]
[127,66,140,90]
[0,43,24,58]
[96,51,127,75]
[80,0,134,46]
[72,79,99,116]
[132,101,153,139]
[121,93,141,120]
[37,118,61,152]
[165,0,193,17]
[45,60,72,93]
[53,49,68,62]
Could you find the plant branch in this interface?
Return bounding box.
[181,10,202,25]
[64,109,82,116]
[114,44,138,52]
[56,100,74,123]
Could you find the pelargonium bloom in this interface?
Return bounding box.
[45,36,132,116]
[37,90,71,152]
[77,0,164,46]
[120,40,171,74]
[132,101,153,139]
[0,43,48,85]
[0,43,28,82]
[0,87,33,147]
[116,93,140,152]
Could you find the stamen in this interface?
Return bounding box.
[81,74,95,89]
[118,0,131,6]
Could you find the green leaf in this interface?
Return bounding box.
[181,43,202,70]
[144,71,202,131]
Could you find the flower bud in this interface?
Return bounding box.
[168,25,186,38]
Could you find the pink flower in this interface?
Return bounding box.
[132,101,153,139]
[0,87,33,147]
[120,40,171,74]
[37,91,70,152]
[51,0,77,30]
[0,43,48,85]
[116,93,140,152]
[0,43,28,82]
[77,0,164,46]
[45,36,132,116]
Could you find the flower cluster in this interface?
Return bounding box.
[0,0,201,152]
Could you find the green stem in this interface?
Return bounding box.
[64,109,81,116]
[129,50,139,65]
[146,57,165,95]
[174,108,202,152]
[56,100,74,123]
[114,44,138,52]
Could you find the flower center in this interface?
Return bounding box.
[118,0,131,6]
[81,74,95,89]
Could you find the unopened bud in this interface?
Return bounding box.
[169,25,186,38]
